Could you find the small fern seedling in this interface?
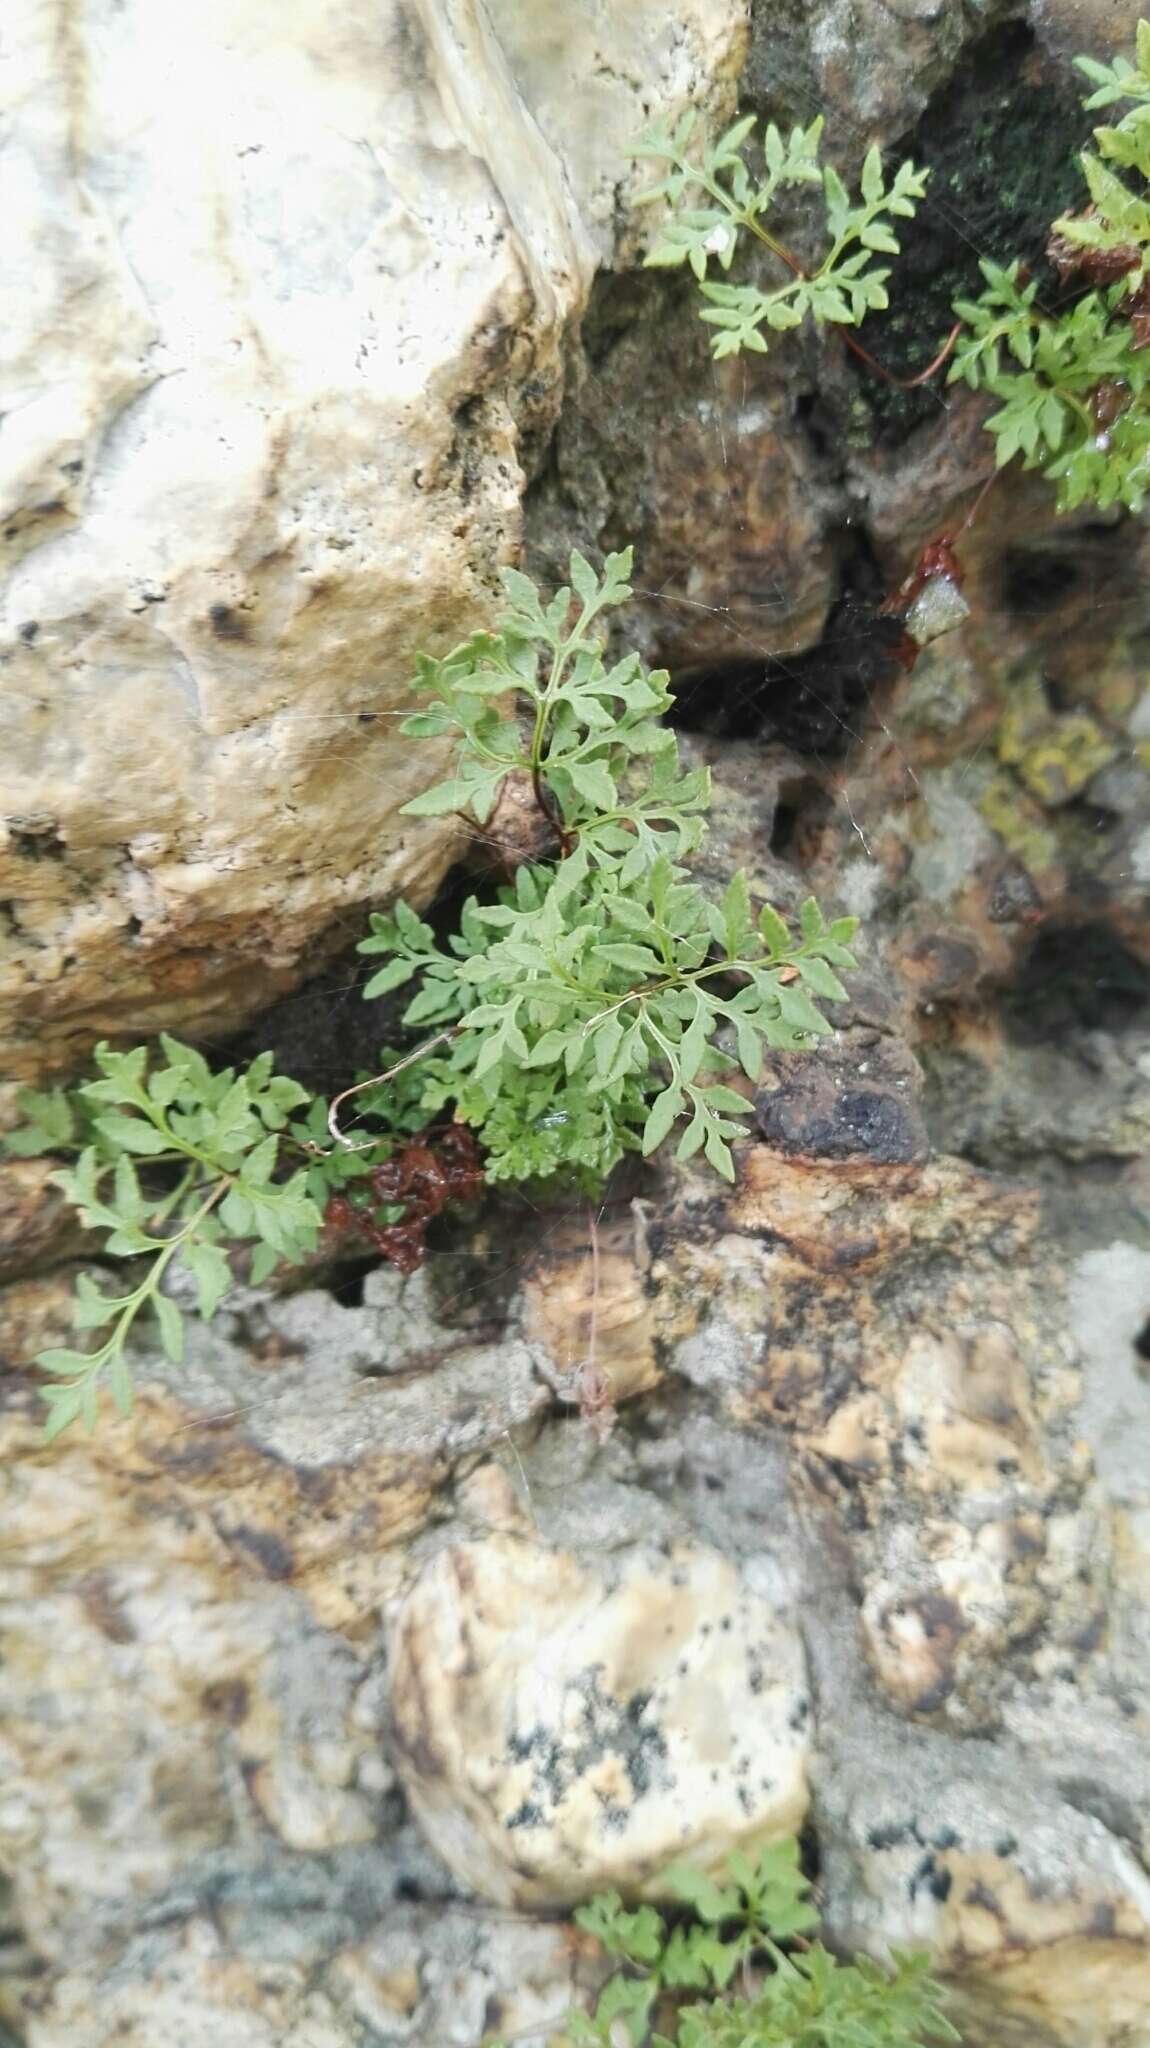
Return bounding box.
[629,111,927,359]
[4,1039,318,1438]
[484,1839,957,2048]
[950,22,1150,511]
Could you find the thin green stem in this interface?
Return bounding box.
[115,1090,234,1181]
[642,1015,677,1065]
[742,212,806,276]
[65,1177,230,1400]
[761,1935,803,1978]
[525,605,609,851]
[578,946,778,1032]
[1057,385,1098,430]
[672,147,801,275]
[530,604,595,776]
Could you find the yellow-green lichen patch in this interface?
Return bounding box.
[1087,658,1140,725]
[995,675,1118,808]
[996,677,1051,770]
[1014,715,1118,807]
[978,774,1060,872]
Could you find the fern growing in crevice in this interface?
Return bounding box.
[353,547,855,1190]
[950,26,1150,510]
[484,1841,956,2048]
[629,112,927,359]
[635,23,1150,514]
[5,550,854,1439]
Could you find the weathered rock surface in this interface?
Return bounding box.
[4,1099,1148,2044]
[0,0,745,1111]
[0,1263,555,1971]
[389,1536,811,1907]
[16,1899,595,2048]
[0,1160,89,1282]
[4,2,1150,2044]
[522,1205,661,1411]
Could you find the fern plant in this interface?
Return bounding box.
[948,26,1150,511]
[629,112,927,358]
[4,549,853,1438]
[351,547,855,1187]
[4,1041,319,1440]
[634,26,1150,518]
[485,1841,956,2048]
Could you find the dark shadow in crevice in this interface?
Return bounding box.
[798,1816,823,1889]
[668,540,906,758]
[855,19,1090,444]
[770,772,834,858]
[1000,550,1081,619]
[9,823,66,862]
[222,936,414,1102]
[998,922,1150,1046]
[997,521,1136,647]
[325,1260,377,1310]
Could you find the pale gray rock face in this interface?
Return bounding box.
[21,1901,589,2048]
[0,0,746,1112]
[3,1162,1150,2044]
[1068,1244,1150,1509]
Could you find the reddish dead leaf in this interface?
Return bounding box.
[1091,379,1130,430]
[1126,276,1150,351]
[1047,218,1141,288]
[325,1125,485,1274]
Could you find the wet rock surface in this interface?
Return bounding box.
[754,1033,928,1165]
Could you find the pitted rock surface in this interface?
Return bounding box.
[0,0,745,1110]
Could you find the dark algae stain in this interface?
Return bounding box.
[504,1667,670,1829]
[856,23,1091,443]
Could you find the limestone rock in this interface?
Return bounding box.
[4,6,1150,2043]
[526,292,838,677]
[1034,0,1148,64]
[489,0,750,268]
[0,1159,90,1280]
[814,1713,1150,2048]
[1068,1243,1150,1510]
[388,1536,811,1907]
[745,0,1011,149]
[0,1266,100,1372]
[21,1928,359,2048]
[522,1204,661,1413]
[0,0,746,1110]
[0,1385,411,1957]
[676,567,1150,1177]
[658,1150,1111,1734]
[644,1119,1150,2043]
[0,1264,560,1960]
[16,1900,594,2048]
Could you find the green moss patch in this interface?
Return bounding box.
[856,22,1090,444]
